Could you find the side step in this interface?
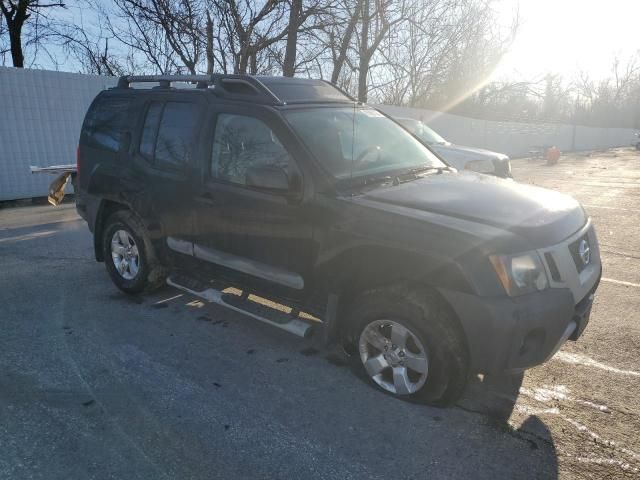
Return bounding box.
[166,275,315,339]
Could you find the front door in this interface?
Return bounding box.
[190,108,315,297]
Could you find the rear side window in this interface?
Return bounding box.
[83,97,131,152]
[138,101,199,170]
[156,103,198,168]
[139,103,163,159]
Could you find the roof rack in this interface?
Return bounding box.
[116,74,283,105]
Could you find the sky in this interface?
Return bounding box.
[494,0,640,82]
[5,0,640,84]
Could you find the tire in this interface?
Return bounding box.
[102,210,166,294]
[346,284,469,407]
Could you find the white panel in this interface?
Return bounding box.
[0,67,117,201]
[376,104,636,158]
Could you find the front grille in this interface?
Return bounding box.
[568,234,590,273]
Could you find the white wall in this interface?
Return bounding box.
[377,105,637,157]
[0,67,117,201]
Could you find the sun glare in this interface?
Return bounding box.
[496,0,640,81]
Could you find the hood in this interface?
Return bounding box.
[358,171,586,247]
[430,144,508,169]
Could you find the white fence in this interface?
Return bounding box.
[377,105,637,158]
[0,67,637,201]
[0,67,117,201]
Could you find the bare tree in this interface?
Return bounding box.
[212,0,291,74]
[100,0,206,75]
[571,55,640,127]
[0,0,65,67]
[206,9,214,73]
[280,0,333,76]
[282,0,300,76]
[0,10,8,63]
[324,0,361,84]
[354,0,408,102]
[57,23,129,75]
[0,0,532,124]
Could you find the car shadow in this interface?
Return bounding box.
[459,372,559,479]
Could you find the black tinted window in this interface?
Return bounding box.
[155,102,199,169]
[84,97,130,152]
[211,114,290,185]
[139,102,163,160]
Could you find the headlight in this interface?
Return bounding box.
[489,252,549,296]
[464,159,495,174]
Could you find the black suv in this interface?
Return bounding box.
[75,74,601,406]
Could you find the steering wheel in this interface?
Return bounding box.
[354,145,381,165]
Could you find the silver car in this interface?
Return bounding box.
[396,117,512,178]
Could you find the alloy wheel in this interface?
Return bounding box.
[110,229,140,280]
[358,319,429,395]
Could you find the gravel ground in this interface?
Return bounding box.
[506,148,640,479]
[0,148,638,479]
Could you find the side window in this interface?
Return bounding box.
[139,102,163,160]
[211,114,291,186]
[155,102,199,169]
[138,101,198,169]
[83,97,130,152]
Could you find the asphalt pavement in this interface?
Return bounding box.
[2,148,639,479]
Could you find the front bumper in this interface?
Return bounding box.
[440,273,599,374]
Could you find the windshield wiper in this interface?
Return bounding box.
[340,174,394,189]
[400,165,449,176]
[340,165,450,190]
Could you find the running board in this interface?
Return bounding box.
[166,275,314,338]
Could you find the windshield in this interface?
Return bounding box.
[284,107,444,179]
[399,119,447,145]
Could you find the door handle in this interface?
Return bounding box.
[196,192,216,205]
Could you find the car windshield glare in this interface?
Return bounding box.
[284,107,445,180]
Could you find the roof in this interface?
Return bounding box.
[255,76,354,104]
[114,74,354,106]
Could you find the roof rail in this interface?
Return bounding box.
[117,75,211,88]
[116,74,283,105]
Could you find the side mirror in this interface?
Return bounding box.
[245,165,290,191]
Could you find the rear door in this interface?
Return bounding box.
[191,106,315,296]
[130,94,204,250]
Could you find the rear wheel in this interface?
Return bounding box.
[347,285,469,406]
[102,210,165,294]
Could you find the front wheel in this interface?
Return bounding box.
[347,285,469,406]
[102,210,165,294]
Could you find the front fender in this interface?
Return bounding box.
[312,245,476,296]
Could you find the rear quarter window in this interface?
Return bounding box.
[82,96,131,152]
[155,102,199,169]
[138,101,199,170]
